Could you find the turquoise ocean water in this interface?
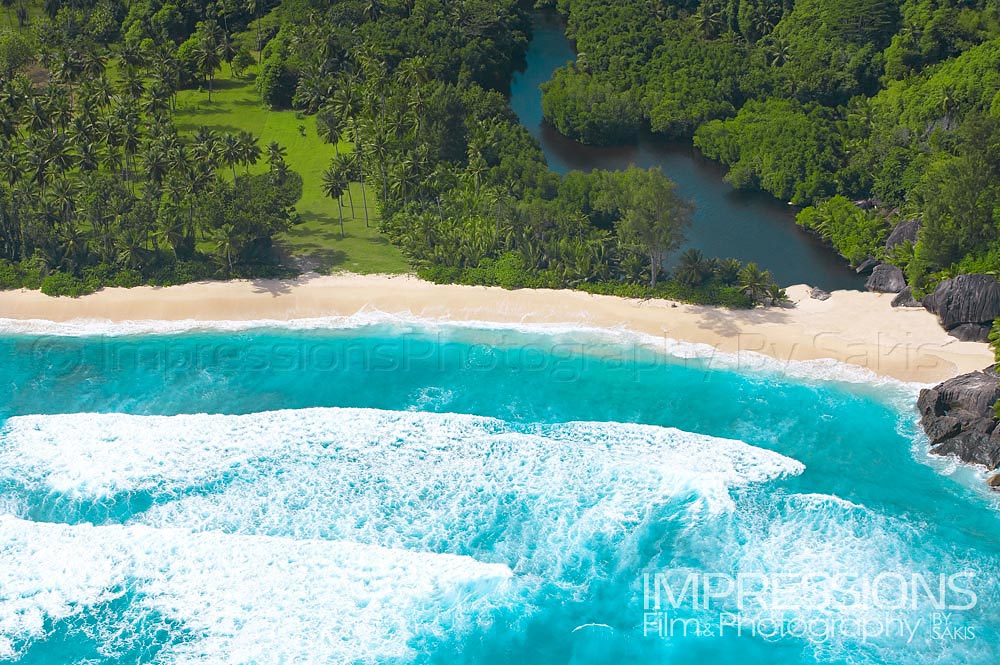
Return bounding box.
[1,319,999,664]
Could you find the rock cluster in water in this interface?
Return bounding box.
[919,367,1000,487]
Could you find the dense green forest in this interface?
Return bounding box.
[542,0,1000,294]
[0,0,786,305]
[19,0,996,302]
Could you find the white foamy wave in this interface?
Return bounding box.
[0,515,513,663]
[0,311,923,391]
[0,408,802,579]
[722,493,995,664]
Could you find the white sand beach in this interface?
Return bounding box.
[0,274,992,383]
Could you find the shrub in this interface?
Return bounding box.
[0,261,21,290]
[40,272,97,298]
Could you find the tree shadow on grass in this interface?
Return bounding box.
[174,121,247,134]
[193,78,248,92]
[275,239,350,275]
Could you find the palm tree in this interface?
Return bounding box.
[120,116,141,187]
[81,50,107,79]
[143,140,169,192]
[53,49,82,97]
[237,131,260,173]
[765,38,792,67]
[246,0,263,62]
[363,0,382,21]
[332,152,356,212]
[156,212,186,259]
[48,176,78,226]
[293,65,332,114]
[389,153,418,205]
[266,140,287,179]
[363,118,391,202]
[220,133,242,180]
[738,262,771,304]
[316,104,342,153]
[24,134,53,194]
[714,257,743,286]
[351,145,371,228]
[90,75,116,109]
[215,222,240,272]
[693,7,723,39]
[766,283,789,307]
[466,150,487,197]
[117,41,146,69]
[675,248,710,287]
[322,161,348,237]
[116,227,146,270]
[191,127,222,168]
[119,66,146,103]
[195,24,223,101]
[21,95,50,133]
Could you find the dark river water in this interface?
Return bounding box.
[509,12,864,290]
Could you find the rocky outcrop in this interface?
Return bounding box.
[922,274,1000,341]
[809,287,831,301]
[865,264,906,293]
[919,367,1000,476]
[891,286,922,308]
[855,256,878,275]
[948,323,992,343]
[885,218,921,251]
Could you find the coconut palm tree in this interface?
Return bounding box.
[465,150,487,198]
[692,6,723,39]
[675,248,711,287]
[0,141,24,187]
[316,104,342,153]
[48,176,78,226]
[21,95,50,133]
[714,257,743,285]
[322,160,348,238]
[236,131,260,173]
[220,133,242,180]
[215,222,240,272]
[266,140,287,176]
[116,227,146,270]
[246,0,263,61]
[192,126,222,168]
[194,24,223,101]
[766,283,789,306]
[119,66,146,103]
[388,153,418,205]
[156,211,186,259]
[331,151,356,212]
[293,65,332,114]
[738,262,771,304]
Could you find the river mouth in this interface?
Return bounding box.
[509,11,866,291]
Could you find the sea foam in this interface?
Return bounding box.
[721,492,996,664]
[0,408,803,580]
[0,310,924,390]
[0,515,513,663]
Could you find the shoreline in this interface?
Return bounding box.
[0,274,992,384]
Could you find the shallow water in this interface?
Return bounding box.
[0,322,998,663]
[509,12,864,290]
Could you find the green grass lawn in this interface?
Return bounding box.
[174,67,409,274]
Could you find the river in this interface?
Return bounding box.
[509,12,864,290]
